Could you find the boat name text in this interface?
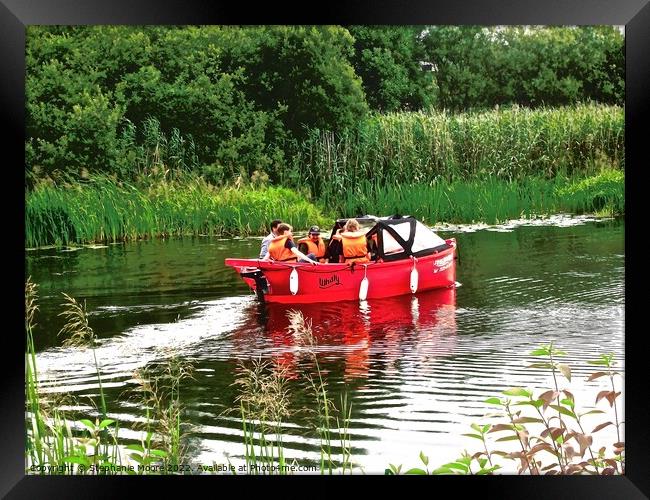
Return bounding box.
[319,274,342,289]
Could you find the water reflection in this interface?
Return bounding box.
[26,218,624,473]
[231,288,457,382]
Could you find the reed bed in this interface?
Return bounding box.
[26,169,623,247]
[296,104,624,203]
[26,105,624,246]
[233,311,354,475]
[26,177,329,247]
[332,170,624,224]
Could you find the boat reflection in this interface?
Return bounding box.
[230,287,457,381]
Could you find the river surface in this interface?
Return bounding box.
[26,215,624,474]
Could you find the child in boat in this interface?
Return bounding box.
[261,223,318,265]
[332,218,371,263]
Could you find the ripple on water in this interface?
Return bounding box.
[29,221,624,473]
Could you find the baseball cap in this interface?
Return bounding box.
[308,225,320,234]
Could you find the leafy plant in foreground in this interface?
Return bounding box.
[389,342,623,475]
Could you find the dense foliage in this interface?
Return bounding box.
[25,169,623,247]
[422,26,624,111]
[26,25,624,185]
[347,26,437,112]
[26,26,368,182]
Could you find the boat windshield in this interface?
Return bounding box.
[325,215,450,263]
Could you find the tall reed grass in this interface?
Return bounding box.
[26,176,329,247]
[26,168,623,247]
[295,104,623,203]
[334,170,624,224]
[25,279,188,474]
[232,310,354,475]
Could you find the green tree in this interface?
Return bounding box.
[25,26,369,183]
[421,26,624,110]
[347,25,437,111]
[217,26,369,136]
[421,26,500,111]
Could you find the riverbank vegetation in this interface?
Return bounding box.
[25,103,624,247]
[26,165,624,248]
[25,26,625,247]
[26,278,196,474]
[26,178,329,247]
[25,281,353,474]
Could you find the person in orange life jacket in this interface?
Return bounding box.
[332,218,370,264]
[297,226,327,263]
[261,223,318,265]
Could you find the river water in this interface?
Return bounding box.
[26,215,624,474]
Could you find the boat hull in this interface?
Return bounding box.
[226,238,457,304]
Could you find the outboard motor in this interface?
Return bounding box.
[240,269,269,302]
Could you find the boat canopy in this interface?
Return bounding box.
[329,215,451,262]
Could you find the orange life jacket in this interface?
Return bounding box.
[268,235,297,262]
[335,231,370,263]
[297,236,326,262]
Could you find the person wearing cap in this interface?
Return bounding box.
[298,226,327,263]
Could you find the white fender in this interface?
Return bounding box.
[289,268,299,295]
[359,276,369,301]
[410,267,419,293]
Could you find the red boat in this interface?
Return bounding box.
[225,215,457,304]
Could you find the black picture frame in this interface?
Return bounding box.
[3,1,648,497]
